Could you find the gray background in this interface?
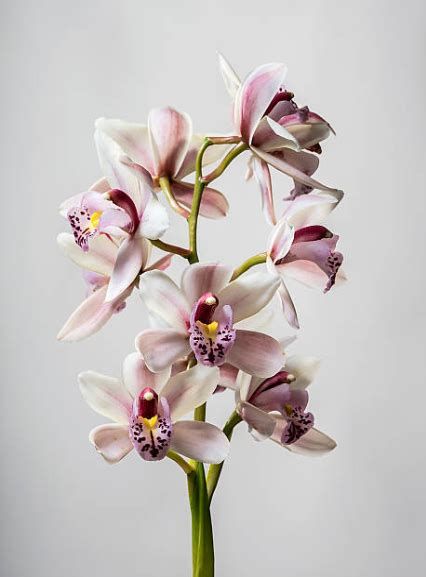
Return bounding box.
[2,1,425,576]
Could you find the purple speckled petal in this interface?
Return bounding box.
[129,397,172,461]
[189,304,236,367]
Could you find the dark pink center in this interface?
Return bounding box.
[134,387,158,419]
[193,292,219,324]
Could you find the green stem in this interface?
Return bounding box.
[188,138,213,264]
[231,252,267,281]
[207,411,242,503]
[159,175,188,217]
[201,142,248,184]
[194,402,206,422]
[194,462,214,577]
[167,451,195,475]
[149,238,191,259]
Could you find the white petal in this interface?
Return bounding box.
[89,424,133,463]
[170,421,230,463]
[239,401,276,439]
[161,364,219,421]
[267,218,295,262]
[139,270,190,331]
[137,194,169,240]
[285,355,321,390]
[106,236,148,302]
[281,193,339,229]
[182,262,233,307]
[218,52,241,99]
[218,271,280,323]
[122,352,170,398]
[57,232,117,277]
[78,371,132,425]
[227,330,284,377]
[135,328,191,373]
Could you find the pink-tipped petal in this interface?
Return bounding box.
[95,117,156,176]
[78,371,133,425]
[145,252,173,272]
[161,364,219,421]
[170,421,230,463]
[57,284,128,342]
[252,116,300,151]
[148,107,192,178]
[219,363,240,390]
[239,62,288,143]
[106,236,149,302]
[252,157,277,225]
[227,330,284,377]
[135,328,191,373]
[277,279,300,329]
[171,181,229,219]
[281,193,339,229]
[182,263,233,307]
[89,424,133,463]
[139,270,191,331]
[122,352,170,398]
[218,52,241,98]
[218,271,280,324]
[252,146,342,196]
[57,233,118,277]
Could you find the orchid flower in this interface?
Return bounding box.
[79,353,229,464]
[136,263,284,377]
[57,233,172,342]
[219,54,342,224]
[95,107,229,219]
[61,130,170,302]
[236,354,336,456]
[267,193,345,328]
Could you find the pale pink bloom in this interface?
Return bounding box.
[57,233,172,342]
[236,355,336,456]
[135,263,284,377]
[95,107,229,219]
[267,194,345,328]
[218,54,342,224]
[79,354,229,464]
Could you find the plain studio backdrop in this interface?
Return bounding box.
[1,1,425,576]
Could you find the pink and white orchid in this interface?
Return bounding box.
[236,354,336,456]
[57,232,172,342]
[79,353,229,464]
[95,107,229,219]
[219,54,342,224]
[136,263,284,377]
[267,193,345,328]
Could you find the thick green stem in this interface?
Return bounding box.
[167,451,195,475]
[188,138,212,264]
[201,142,248,184]
[207,411,242,503]
[231,252,267,281]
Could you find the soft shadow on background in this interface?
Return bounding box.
[1,1,425,576]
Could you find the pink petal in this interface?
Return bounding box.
[122,352,170,398]
[252,146,342,196]
[239,62,287,143]
[218,271,280,323]
[95,117,156,177]
[277,279,300,329]
[89,424,133,463]
[89,176,111,193]
[135,328,191,373]
[161,364,219,421]
[170,421,230,463]
[57,233,118,277]
[280,193,339,229]
[171,180,229,219]
[280,259,330,290]
[182,262,233,307]
[252,116,300,151]
[227,330,284,377]
[148,107,192,178]
[57,284,128,342]
[251,157,277,225]
[106,236,149,302]
[145,253,173,272]
[78,371,133,425]
[139,270,191,331]
[271,416,336,455]
[219,363,240,390]
[239,401,276,439]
